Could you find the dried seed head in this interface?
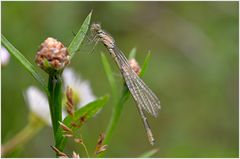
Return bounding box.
[74,138,83,144]
[95,144,108,154]
[59,121,73,134]
[72,151,80,158]
[96,133,104,145]
[79,115,87,124]
[63,134,73,138]
[95,133,108,154]
[50,145,68,158]
[35,37,70,74]
[128,58,141,75]
[66,86,74,116]
[70,121,79,128]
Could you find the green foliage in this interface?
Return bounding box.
[68,11,92,59]
[63,95,109,126]
[2,11,94,155]
[139,51,151,77]
[56,95,109,150]
[1,35,48,94]
[51,11,93,152]
[101,52,118,101]
[104,84,130,146]
[138,149,159,158]
[128,47,137,59]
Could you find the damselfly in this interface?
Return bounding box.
[91,23,161,145]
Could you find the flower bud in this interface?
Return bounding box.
[128,58,141,75]
[35,37,70,74]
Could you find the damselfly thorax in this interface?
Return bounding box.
[91,24,118,57]
[91,23,161,145]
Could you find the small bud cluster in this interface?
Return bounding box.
[129,58,141,75]
[66,86,74,116]
[35,37,69,74]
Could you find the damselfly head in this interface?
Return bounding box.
[91,23,102,33]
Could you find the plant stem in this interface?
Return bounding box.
[2,113,45,156]
[47,73,64,152]
[81,142,90,158]
[79,134,90,158]
[105,85,130,144]
[99,84,130,157]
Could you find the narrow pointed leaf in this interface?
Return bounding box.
[128,47,137,59]
[1,35,48,93]
[68,11,92,59]
[64,95,109,125]
[140,51,151,77]
[101,52,118,100]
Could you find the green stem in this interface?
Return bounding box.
[81,142,90,158]
[47,74,64,152]
[99,84,130,157]
[104,85,130,143]
[2,113,45,156]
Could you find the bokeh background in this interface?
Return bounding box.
[1,1,239,158]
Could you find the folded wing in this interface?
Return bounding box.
[113,47,161,117]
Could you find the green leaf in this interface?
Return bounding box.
[138,148,159,158]
[1,35,48,93]
[101,52,118,101]
[140,51,151,77]
[103,84,130,145]
[68,11,92,59]
[128,47,137,59]
[64,95,109,125]
[56,95,109,150]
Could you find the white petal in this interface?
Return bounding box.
[1,46,10,66]
[63,68,96,109]
[77,80,96,107]
[24,86,51,125]
[62,111,68,119]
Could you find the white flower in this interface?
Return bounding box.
[24,68,96,126]
[1,46,10,66]
[62,68,96,108]
[24,86,51,125]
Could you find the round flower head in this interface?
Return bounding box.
[35,37,70,74]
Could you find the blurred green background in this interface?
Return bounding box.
[1,1,239,157]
